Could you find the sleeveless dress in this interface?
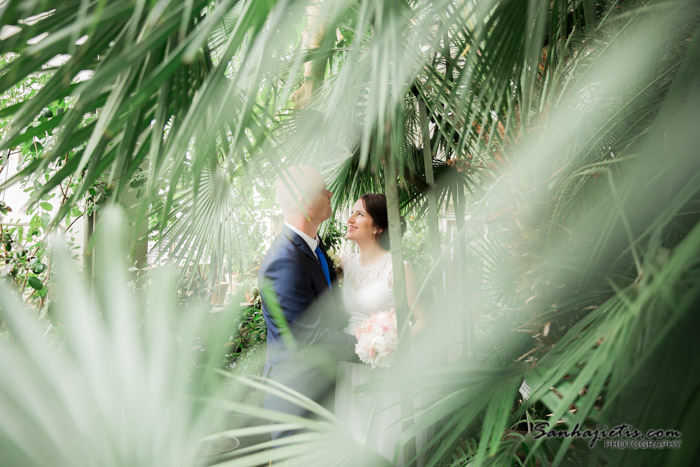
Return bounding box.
[335,252,404,463]
[341,251,396,335]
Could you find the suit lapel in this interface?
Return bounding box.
[283,226,322,268]
[282,226,336,287]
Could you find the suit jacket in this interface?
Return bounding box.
[258,226,355,435]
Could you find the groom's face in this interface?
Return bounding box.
[278,166,332,224]
[301,169,333,224]
[306,184,333,223]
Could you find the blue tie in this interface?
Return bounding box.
[314,245,332,291]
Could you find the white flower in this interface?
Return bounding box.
[354,309,398,368]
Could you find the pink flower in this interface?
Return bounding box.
[354,309,398,368]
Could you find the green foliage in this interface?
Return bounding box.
[224,289,267,370]
[1,1,699,466]
[0,217,50,305]
[150,162,277,292]
[320,217,345,253]
[402,213,434,280]
[0,52,103,310]
[0,207,237,467]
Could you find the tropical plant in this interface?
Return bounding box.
[224,289,267,371]
[1,0,699,466]
[0,207,235,466]
[0,64,91,308]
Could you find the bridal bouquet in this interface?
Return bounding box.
[354,309,398,368]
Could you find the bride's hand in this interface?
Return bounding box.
[409,318,426,336]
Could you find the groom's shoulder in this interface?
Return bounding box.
[266,230,297,256]
[260,231,301,269]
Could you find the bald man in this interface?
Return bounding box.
[258,166,356,440]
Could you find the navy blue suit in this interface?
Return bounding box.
[258,226,355,438]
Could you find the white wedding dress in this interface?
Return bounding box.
[341,251,396,335]
[335,251,404,464]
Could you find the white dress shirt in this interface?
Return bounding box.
[285,222,320,259]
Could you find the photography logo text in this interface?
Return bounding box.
[533,422,682,449]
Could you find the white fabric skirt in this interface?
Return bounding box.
[335,361,404,464]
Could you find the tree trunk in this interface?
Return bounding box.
[382,128,418,465]
[290,0,330,109]
[418,96,444,310]
[454,184,472,359]
[83,201,95,287]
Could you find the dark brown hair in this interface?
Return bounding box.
[360,193,404,250]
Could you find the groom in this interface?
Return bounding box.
[258,165,355,440]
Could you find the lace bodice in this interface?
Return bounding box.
[341,252,395,335]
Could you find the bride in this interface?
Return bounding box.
[335,193,424,464]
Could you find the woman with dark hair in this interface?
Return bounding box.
[341,193,418,334]
[335,193,424,463]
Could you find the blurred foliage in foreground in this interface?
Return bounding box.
[1,0,700,466]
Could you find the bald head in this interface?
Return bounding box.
[276,166,332,230]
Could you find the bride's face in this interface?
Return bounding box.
[346,199,379,244]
